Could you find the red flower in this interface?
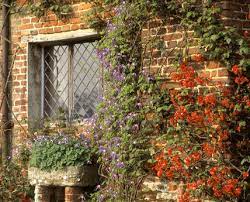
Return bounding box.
[157,169,163,177]
[179,192,190,202]
[204,94,216,106]
[209,166,218,176]
[203,143,216,157]
[191,152,201,161]
[221,98,230,108]
[235,76,248,85]
[165,170,174,179]
[187,112,204,124]
[232,65,240,75]
[242,171,249,179]
[193,54,204,62]
[184,157,191,167]
[243,30,249,38]
[197,95,204,105]
[234,187,242,197]
[247,101,250,107]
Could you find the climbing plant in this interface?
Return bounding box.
[10,0,73,18]
[82,0,250,201]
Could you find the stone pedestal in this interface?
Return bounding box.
[29,166,98,202]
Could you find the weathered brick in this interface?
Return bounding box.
[70,24,80,31]
[206,61,220,69]
[218,69,229,77]
[164,33,182,41]
[20,24,34,30]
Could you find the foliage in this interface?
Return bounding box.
[11,0,73,18]
[29,133,95,171]
[0,161,33,202]
[153,63,250,201]
[82,0,250,201]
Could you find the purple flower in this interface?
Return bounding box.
[136,102,142,108]
[107,20,116,32]
[132,124,139,131]
[116,161,125,168]
[111,151,118,160]
[99,146,106,153]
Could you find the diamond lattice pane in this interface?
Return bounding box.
[72,41,101,119]
[44,45,70,119]
[43,41,101,121]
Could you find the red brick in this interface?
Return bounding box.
[12,81,20,87]
[53,27,61,33]
[47,15,57,21]
[218,69,229,77]
[69,18,81,24]
[34,23,43,28]
[149,20,162,29]
[20,68,27,73]
[20,106,27,111]
[188,47,199,54]
[167,41,177,49]
[206,61,220,69]
[57,21,66,26]
[65,187,83,202]
[164,33,182,41]
[39,28,53,34]
[31,17,39,23]
[70,24,80,31]
[16,75,26,80]
[15,99,27,106]
[80,23,87,29]
[22,18,31,24]
[21,81,27,85]
[210,70,218,77]
[62,25,71,32]
[30,30,38,35]
[15,61,27,67]
[20,24,34,30]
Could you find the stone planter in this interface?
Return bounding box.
[28,165,98,187]
[28,165,99,202]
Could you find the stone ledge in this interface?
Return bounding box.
[28,165,98,187]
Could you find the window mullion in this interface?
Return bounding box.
[68,45,74,122]
[41,47,45,120]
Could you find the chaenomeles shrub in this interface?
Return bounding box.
[0,161,34,202]
[152,62,250,201]
[29,133,96,171]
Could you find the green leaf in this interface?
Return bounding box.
[210,34,219,41]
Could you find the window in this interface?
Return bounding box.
[41,40,101,122]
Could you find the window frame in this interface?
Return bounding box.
[27,30,101,130]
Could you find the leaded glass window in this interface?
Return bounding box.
[41,40,101,122]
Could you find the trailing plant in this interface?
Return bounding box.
[30,133,95,171]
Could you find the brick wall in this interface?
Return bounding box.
[0,0,249,201]
[5,1,96,145]
[142,0,249,82]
